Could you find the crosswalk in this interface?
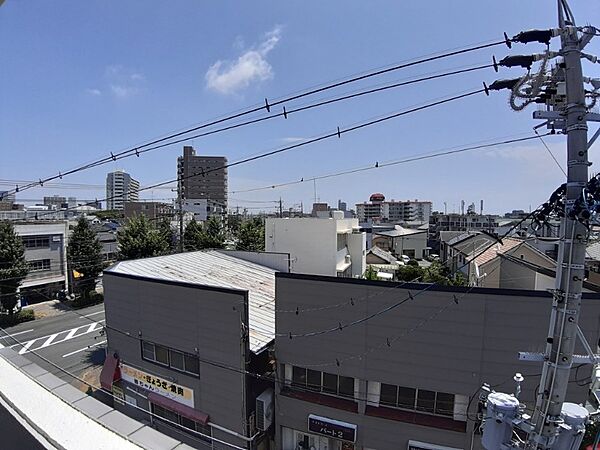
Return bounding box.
[1,321,104,355]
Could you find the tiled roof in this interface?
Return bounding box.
[106,250,275,354]
[367,246,398,264]
[472,237,523,266]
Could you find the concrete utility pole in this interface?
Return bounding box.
[279,197,283,218]
[529,3,590,446]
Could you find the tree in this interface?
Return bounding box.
[363,266,378,280]
[0,221,29,314]
[117,215,169,260]
[202,216,225,249]
[183,219,204,251]
[68,217,103,300]
[158,219,176,253]
[236,218,265,251]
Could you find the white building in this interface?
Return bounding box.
[13,221,69,304]
[265,211,366,277]
[356,193,432,223]
[106,170,139,211]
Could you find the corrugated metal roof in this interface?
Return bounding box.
[106,250,275,354]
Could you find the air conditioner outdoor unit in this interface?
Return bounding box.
[256,388,274,431]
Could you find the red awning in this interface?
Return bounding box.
[148,392,209,425]
[100,353,121,391]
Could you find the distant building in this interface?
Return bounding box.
[337,200,347,211]
[265,211,366,278]
[356,193,432,223]
[177,146,227,217]
[106,170,139,211]
[123,201,174,222]
[0,191,15,211]
[44,195,69,209]
[372,225,429,260]
[12,221,68,305]
[311,202,329,217]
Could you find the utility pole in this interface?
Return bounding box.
[279,197,283,218]
[529,4,590,446]
[480,2,599,449]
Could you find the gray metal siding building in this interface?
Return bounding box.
[101,251,276,450]
[274,273,600,450]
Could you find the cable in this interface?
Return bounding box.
[0,326,246,449]
[535,128,566,177]
[231,133,552,194]
[27,87,486,221]
[2,39,506,199]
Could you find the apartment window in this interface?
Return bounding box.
[152,404,211,443]
[141,341,200,377]
[379,383,454,418]
[22,236,50,249]
[291,366,355,398]
[29,259,51,272]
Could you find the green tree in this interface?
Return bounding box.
[227,214,243,239]
[396,264,424,282]
[422,261,467,286]
[202,216,225,249]
[0,221,29,314]
[236,218,265,251]
[363,266,378,280]
[68,217,103,300]
[158,219,176,253]
[117,215,169,260]
[183,219,204,251]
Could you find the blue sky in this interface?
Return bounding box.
[1,0,599,214]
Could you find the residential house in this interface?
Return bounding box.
[372,226,428,260]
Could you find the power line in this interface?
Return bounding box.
[231,133,553,194]
[1,39,506,199]
[27,87,486,221]
[534,128,567,177]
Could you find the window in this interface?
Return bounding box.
[380,383,397,406]
[22,236,50,249]
[141,341,200,377]
[184,354,200,375]
[416,390,436,413]
[152,404,211,443]
[29,259,51,272]
[292,366,307,386]
[170,350,184,371]
[142,342,155,360]
[378,383,454,418]
[290,365,356,400]
[155,345,169,365]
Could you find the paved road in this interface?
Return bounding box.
[0,304,107,384]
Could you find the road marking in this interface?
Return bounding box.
[80,311,105,318]
[62,340,107,358]
[38,333,60,349]
[0,329,34,340]
[14,320,105,355]
[18,339,38,355]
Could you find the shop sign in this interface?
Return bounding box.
[120,363,194,408]
[112,384,125,405]
[308,414,357,442]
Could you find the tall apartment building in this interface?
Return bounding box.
[356,193,432,223]
[177,146,227,217]
[106,170,139,211]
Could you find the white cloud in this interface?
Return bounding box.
[110,84,138,98]
[104,65,145,99]
[86,88,102,96]
[205,26,282,95]
[280,137,306,144]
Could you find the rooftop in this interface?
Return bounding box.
[106,250,275,354]
[374,225,426,238]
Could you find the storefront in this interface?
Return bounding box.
[282,415,357,450]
